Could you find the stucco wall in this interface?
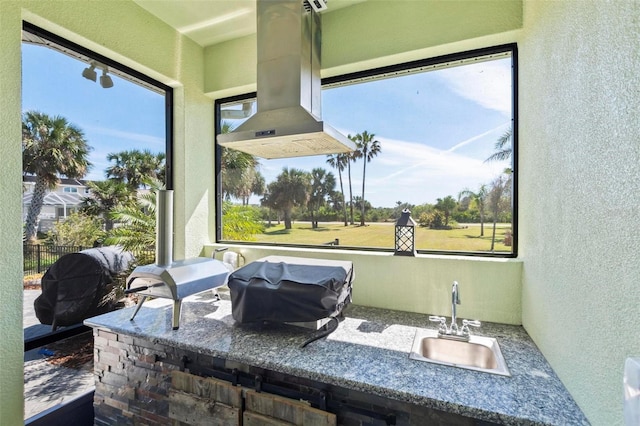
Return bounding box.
[0,4,27,425]
[519,1,640,424]
[0,1,213,422]
[201,0,525,325]
[204,0,523,96]
[206,245,522,324]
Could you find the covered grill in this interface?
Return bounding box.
[34,245,133,330]
[126,190,229,329]
[228,255,354,330]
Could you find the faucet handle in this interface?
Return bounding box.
[461,319,481,335]
[429,316,447,334]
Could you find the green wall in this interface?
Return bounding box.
[0,4,26,425]
[518,1,640,424]
[0,1,214,423]
[205,245,522,324]
[204,0,523,96]
[6,0,638,424]
[201,0,526,323]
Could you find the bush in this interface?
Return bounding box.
[222,203,264,241]
[417,211,454,229]
[46,212,103,246]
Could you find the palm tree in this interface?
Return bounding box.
[105,149,165,191]
[80,180,132,231]
[104,179,163,252]
[434,195,457,226]
[485,127,513,171]
[309,168,336,228]
[458,185,489,236]
[355,131,381,226]
[488,175,509,251]
[220,121,262,204]
[265,168,310,229]
[326,153,349,226]
[346,134,361,225]
[22,111,92,242]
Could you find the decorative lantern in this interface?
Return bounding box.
[394,209,416,256]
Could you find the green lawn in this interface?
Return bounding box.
[254,222,512,253]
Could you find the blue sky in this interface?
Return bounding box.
[22,44,166,181]
[23,43,511,208]
[249,57,512,206]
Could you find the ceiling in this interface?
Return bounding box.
[133,0,366,47]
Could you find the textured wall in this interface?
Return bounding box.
[519,1,640,424]
[203,0,523,96]
[0,1,211,422]
[0,5,27,425]
[205,245,523,325]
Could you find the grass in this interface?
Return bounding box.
[254,222,512,253]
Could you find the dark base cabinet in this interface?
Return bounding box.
[93,329,496,426]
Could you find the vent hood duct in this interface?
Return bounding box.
[217,0,355,159]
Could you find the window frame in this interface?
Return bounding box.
[22,21,175,190]
[21,21,176,423]
[215,43,518,258]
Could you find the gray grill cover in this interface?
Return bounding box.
[228,256,353,324]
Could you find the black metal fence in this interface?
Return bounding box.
[23,244,155,276]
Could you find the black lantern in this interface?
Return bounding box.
[394,209,416,256]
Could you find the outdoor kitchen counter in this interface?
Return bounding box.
[85,290,588,425]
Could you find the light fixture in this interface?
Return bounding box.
[100,67,114,88]
[81,62,97,82]
[394,209,416,256]
[82,61,113,88]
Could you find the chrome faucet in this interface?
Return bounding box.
[429,280,481,341]
[451,280,460,335]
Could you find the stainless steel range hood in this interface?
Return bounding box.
[217,0,355,159]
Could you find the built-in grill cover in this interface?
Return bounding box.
[227,255,354,325]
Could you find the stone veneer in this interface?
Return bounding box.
[92,328,489,425]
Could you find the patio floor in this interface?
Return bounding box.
[24,289,94,420]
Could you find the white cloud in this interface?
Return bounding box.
[363,135,507,206]
[437,60,512,116]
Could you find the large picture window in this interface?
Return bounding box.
[21,22,173,421]
[216,45,516,256]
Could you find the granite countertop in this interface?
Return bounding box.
[85,289,588,425]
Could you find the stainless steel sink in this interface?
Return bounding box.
[409,328,511,376]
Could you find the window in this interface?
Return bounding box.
[216,45,516,256]
[21,22,173,421]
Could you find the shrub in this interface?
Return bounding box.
[222,203,264,241]
[46,212,103,246]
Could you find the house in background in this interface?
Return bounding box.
[1,1,639,425]
[22,176,90,234]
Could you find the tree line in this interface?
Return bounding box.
[221,124,382,230]
[221,122,513,244]
[21,110,512,250]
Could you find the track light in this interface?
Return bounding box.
[82,63,97,82]
[82,61,114,88]
[100,67,114,88]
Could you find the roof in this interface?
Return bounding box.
[22,191,84,207]
[23,175,88,187]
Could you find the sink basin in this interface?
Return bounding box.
[409,328,511,376]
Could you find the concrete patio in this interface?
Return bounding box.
[23,290,94,420]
